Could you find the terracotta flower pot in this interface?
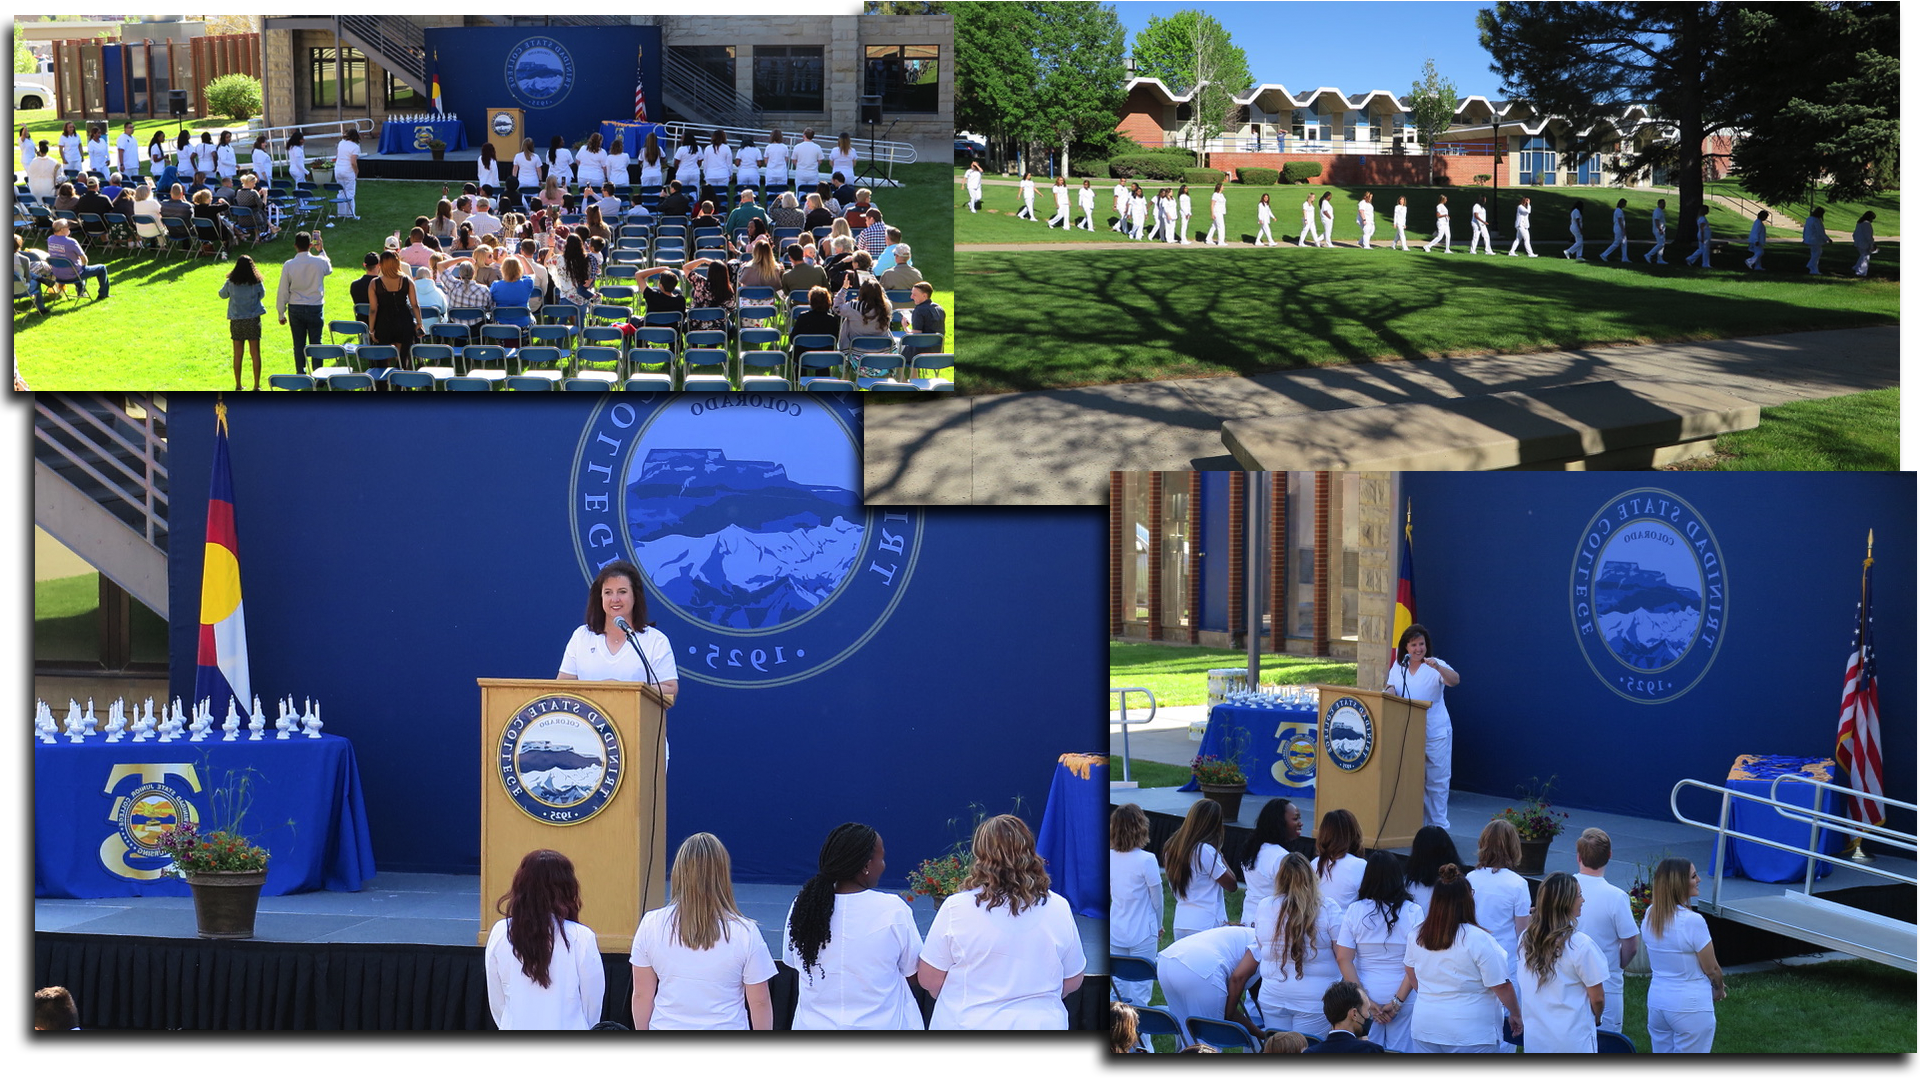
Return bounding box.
[187,869,267,939]
[1198,782,1246,823]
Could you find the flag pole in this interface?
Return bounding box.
[1846,528,1876,863]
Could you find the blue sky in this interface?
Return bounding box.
[1114,1,1508,99]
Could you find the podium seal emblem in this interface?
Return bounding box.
[497,694,623,825]
[1322,696,1374,772]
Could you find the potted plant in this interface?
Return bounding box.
[1621,856,1661,975]
[1493,775,1569,875]
[427,138,446,162]
[903,798,1027,906]
[1192,722,1252,821]
[153,763,272,939]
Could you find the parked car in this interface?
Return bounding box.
[14,77,55,112]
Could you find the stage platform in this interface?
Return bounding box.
[356,147,906,188]
[34,873,1106,1031]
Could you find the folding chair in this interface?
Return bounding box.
[906,353,955,391]
[266,373,316,391]
[540,302,581,329]
[852,352,908,391]
[680,373,733,392]
[802,377,855,393]
[409,344,458,386]
[1596,1031,1637,1053]
[74,212,110,251]
[866,381,921,392]
[642,308,684,331]
[571,345,626,385]
[227,204,262,247]
[1133,1005,1187,1050]
[581,326,627,350]
[191,216,229,259]
[429,321,475,353]
[738,343,787,385]
[461,345,511,386]
[354,344,401,385]
[796,350,847,388]
[102,213,135,254]
[737,286,779,306]
[885,288,915,309]
[633,326,679,357]
[323,372,375,391]
[159,215,196,258]
[899,331,943,361]
[626,347,675,384]
[353,303,370,323]
[589,303,633,326]
[443,376,493,391]
[480,323,528,353]
[505,374,555,391]
[514,346,567,385]
[739,375,791,392]
[597,285,637,307]
[303,344,354,382]
[681,347,732,385]
[387,370,436,391]
[1186,1016,1262,1053]
[563,377,616,391]
[621,372,674,392]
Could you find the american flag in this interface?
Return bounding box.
[1835,546,1883,826]
[634,66,648,122]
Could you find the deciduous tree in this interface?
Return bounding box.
[1131,10,1249,165]
[1032,1,1127,179]
[1407,58,1460,185]
[954,1,1038,172]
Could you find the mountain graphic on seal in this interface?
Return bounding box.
[628,449,863,628]
[1595,560,1701,668]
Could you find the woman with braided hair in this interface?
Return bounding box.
[781,822,924,1029]
[1515,872,1607,1052]
[483,849,605,1029]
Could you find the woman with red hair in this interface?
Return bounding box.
[484,849,604,1029]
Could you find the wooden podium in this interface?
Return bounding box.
[1313,685,1429,851]
[477,677,668,953]
[485,107,525,164]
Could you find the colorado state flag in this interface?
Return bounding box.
[1390,498,1416,666]
[193,400,251,717]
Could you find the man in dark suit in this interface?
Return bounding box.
[1302,981,1387,1054]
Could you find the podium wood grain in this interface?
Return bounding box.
[1313,685,1429,851]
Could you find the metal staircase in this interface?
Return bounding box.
[336,16,428,97]
[33,395,170,620]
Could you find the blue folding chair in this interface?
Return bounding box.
[461,345,511,385]
[1133,1005,1187,1050]
[354,344,400,384]
[410,344,458,385]
[572,345,625,384]
[1186,1016,1262,1053]
[303,344,353,382]
[267,373,316,391]
[515,346,567,385]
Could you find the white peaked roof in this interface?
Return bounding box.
[1125,78,1656,134]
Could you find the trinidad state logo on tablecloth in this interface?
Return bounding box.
[505,37,576,111]
[1570,488,1728,704]
[99,764,203,880]
[570,395,921,690]
[497,694,623,825]
[1321,696,1375,773]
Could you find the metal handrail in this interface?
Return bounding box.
[242,118,378,176]
[661,50,765,133]
[1670,777,1918,912]
[32,394,169,548]
[1109,686,1157,784]
[338,15,426,93]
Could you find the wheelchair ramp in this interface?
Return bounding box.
[1705,890,1917,972]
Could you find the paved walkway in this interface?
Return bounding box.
[863,325,1900,505]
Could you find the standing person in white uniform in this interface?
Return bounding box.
[1205,183,1227,245]
[630,833,777,1030]
[574,133,607,190]
[214,131,238,186]
[556,560,679,761]
[1159,188,1178,244]
[918,815,1087,1030]
[1405,826,1464,913]
[116,121,142,180]
[1507,196,1536,256]
[701,130,734,201]
[1515,873,1607,1053]
[964,161,984,213]
[1128,182,1149,239]
[1684,205,1713,267]
[1389,864,1522,1053]
[733,135,763,193]
[1334,852,1427,1053]
[1176,185,1194,245]
[1299,193,1321,247]
[762,129,791,194]
[1229,852,1342,1036]
[1801,204,1828,274]
[334,129,362,220]
[1564,199,1586,259]
[1423,195,1451,253]
[18,126,35,172]
[1851,210,1877,276]
[1237,798,1302,912]
[1015,172,1037,221]
[1391,195,1411,250]
[1466,196,1492,253]
[1646,198,1670,263]
[1643,858,1725,1052]
[1357,191,1376,248]
[670,131,702,200]
[829,132,859,187]
[1046,175,1070,228]
[286,132,309,186]
[1466,819,1532,1052]
[1254,192,1277,246]
[782,822,924,1029]
[636,132,668,192]
[1077,178,1098,231]
[1385,623,1459,828]
[87,126,112,177]
[58,121,82,174]
[1164,798,1236,939]
[512,139,544,213]
[1159,924,1257,1034]
[1744,209,1770,269]
[476,142,502,199]
[1572,828,1639,1033]
[1317,191,1336,247]
[1599,197,1630,262]
[484,849,605,1030]
[1108,804,1162,1006]
[606,136,631,190]
[1312,808,1370,910]
[248,135,273,187]
[792,128,825,191]
[1111,178,1130,233]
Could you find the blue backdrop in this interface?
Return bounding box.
[424,25,663,150]
[1401,472,1914,834]
[165,397,1105,886]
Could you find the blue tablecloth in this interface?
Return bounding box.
[1036,753,1105,919]
[599,121,670,163]
[1179,703,1320,797]
[1712,754,1844,884]
[378,118,468,155]
[34,733,376,898]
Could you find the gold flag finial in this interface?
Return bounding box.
[214,394,227,434]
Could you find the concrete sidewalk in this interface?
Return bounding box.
[863,325,1899,505]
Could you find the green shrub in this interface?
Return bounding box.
[1108,154,1190,182]
[204,74,263,122]
[1072,158,1110,179]
[1236,167,1280,185]
[1282,161,1324,184]
[1184,168,1226,186]
[1143,146,1198,164]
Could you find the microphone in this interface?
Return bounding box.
[614,616,665,707]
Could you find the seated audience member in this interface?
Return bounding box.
[408,215,442,251]
[789,285,840,342]
[467,199,504,241]
[399,228,435,271]
[738,238,782,291]
[845,188,877,230]
[516,239,550,308]
[411,262,448,327]
[51,182,80,214]
[780,243,827,295]
[1302,981,1387,1053]
[872,228,908,274]
[1262,1031,1308,1054]
[816,181,844,219]
[690,201,723,233]
[830,173,858,210]
[108,182,138,226]
[44,219,109,300]
[879,245,923,291]
[429,199,458,243]
[582,204,612,245]
[470,245,502,288]
[230,175,270,237]
[536,175,567,211]
[834,278,891,352]
[685,258,736,332]
[906,283,944,357]
[802,192,834,232]
[1112,1002,1141,1053]
[769,192,805,230]
[488,256,539,326]
[858,209,890,257]
[131,184,163,221]
[100,173,126,202]
[594,183,622,219]
[726,190,771,238]
[74,177,114,222]
[436,260,493,323]
[15,233,53,313]
[190,188,234,245]
[633,266,688,320]
[158,184,195,225]
[34,986,80,1031]
[656,181,692,218]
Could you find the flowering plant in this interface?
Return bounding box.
[1190,754,1247,786]
[1493,775,1569,841]
[906,851,971,903]
[1627,875,1653,924]
[155,819,269,876]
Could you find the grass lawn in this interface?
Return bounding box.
[960,180,1819,247]
[35,573,168,664]
[1706,178,1902,238]
[15,161,953,388]
[955,243,1899,394]
[1669,388,1900,471]
[1112,641,1357,709]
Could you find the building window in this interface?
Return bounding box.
[753,46,824,113]
[672,45,736,104]
[864,44,938,115]
[309,47,366,110]
[385,72,421,110]
[1343,111,1357,142]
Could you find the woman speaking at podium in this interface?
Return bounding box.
[1385,624,1458,831]
[558,560,679,712]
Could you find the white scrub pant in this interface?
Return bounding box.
[1648,1006,1715,1053]
[1854,245,1872,275]
[1509,225,1534,256]
[1469,219,1492,253]
[1110,937,1158,1006]
[1016,195,1036,220]
[1320,214,1334,246]
[1179,211,1193,243]
[1424,721,1452,829]
[1047,200,1069,227]
[1205,213,1224,244]
[1646,229,1668,262]
[1362,986,1418,1052]
[1424,220,1451,253]
[1299,216,1319,246]
[1600,974,1625,1033]
[338,173,357,217]
[1361,220,1376,248]
[1686,236,1712,267]
[1158,953,1227,1033]
[1256,221,1274,245]
[1745,238,1765,268]
[1416,1039,1497,1053]
[1566,226,1585,258]
[1079,206,1096,231]
[1393,224,1409,249]
[1132,210,1148,239]
[1805,240,1823,273]
[1258,998,1332,1039]
[966,186,981,212]
[1600,228,1628,261]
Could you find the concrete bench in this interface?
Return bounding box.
[1221,379,1761,471]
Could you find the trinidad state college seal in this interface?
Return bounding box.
[1570,488,1728,704]
[570,394,922,690]
[498,694,623,825]
[1322,696,1375,773]
[505,37,575,110]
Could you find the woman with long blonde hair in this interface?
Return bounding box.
[1515,872,1607,1052]
[1643,858,1724,1052]
[1160,798,1236,940]
[918,814,1086,1029]
[1111,1001,1141,1052]
[1227,851,1341,1036]
[629,832,777,1030]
